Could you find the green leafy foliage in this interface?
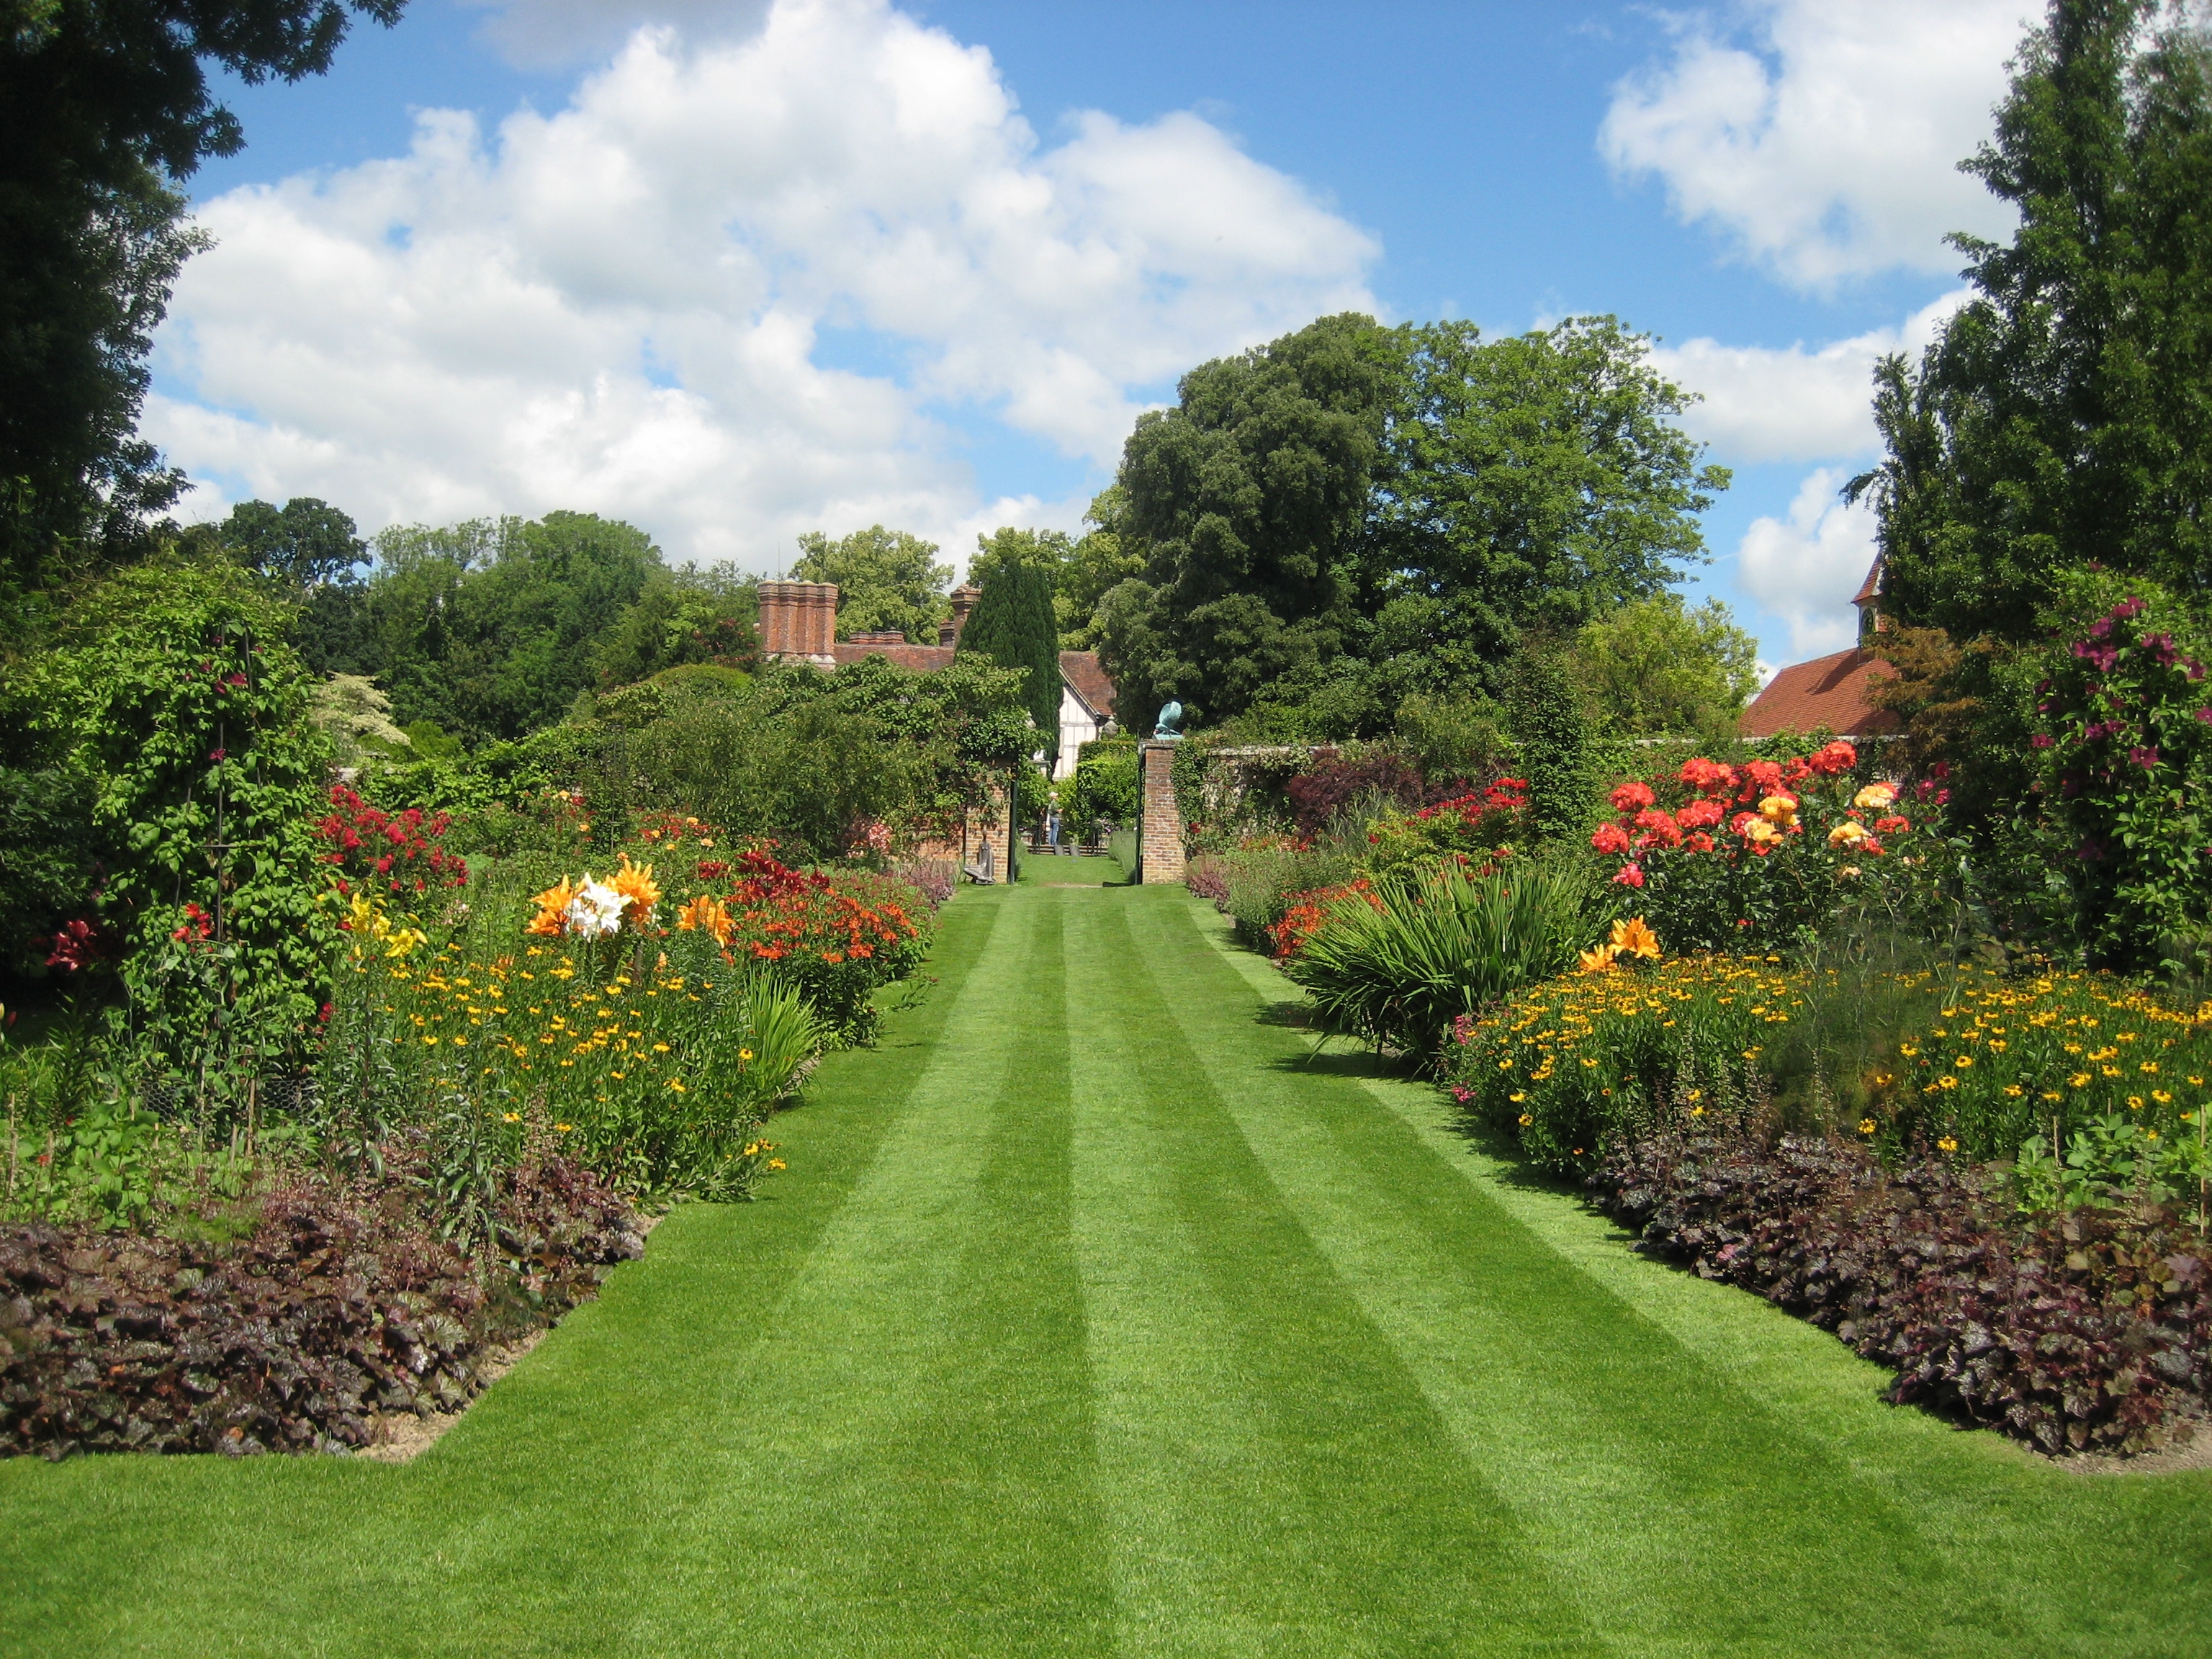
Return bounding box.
[1064,737,1138,840]
[1570,593,1759,739]
[26,563,336,1092]
[2031,577,2212,968]
[791,524,953,642]
[1505,650,1593,845]
[1851,1,2212,642]
[1367,318,1730,699]
[0,1,403,596]
[1098,313,1389,731]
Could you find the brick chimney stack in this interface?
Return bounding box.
[938,583,982,647]
[758,580,839,665]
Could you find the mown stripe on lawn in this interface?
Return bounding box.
[1066,893,1600,1658]
[588,884,1112,1658]
[1175,891,2212,1659]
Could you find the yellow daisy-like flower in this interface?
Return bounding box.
[1858,1119,1877,1135]
[1937,1136,1959,1154]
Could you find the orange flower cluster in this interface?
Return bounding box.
[524,855,662,938]
[1269,878,1380,961]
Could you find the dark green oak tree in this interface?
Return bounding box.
[1,1,405,597]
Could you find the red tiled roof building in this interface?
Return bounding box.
[1737,558,1900,740]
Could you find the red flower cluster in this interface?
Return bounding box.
[723,845,833,905]
[316,785,467,896]
[1590,742,1869,871]
[172,902,212,943]
[44,917,103,972]
[1418,776,1529,829]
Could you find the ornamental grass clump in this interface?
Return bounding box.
[1282,861,1599,1061]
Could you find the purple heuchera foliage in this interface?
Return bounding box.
[0,1158,642,1460]
[1588,1130,2209,1456]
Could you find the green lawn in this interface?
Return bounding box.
[4,884,2210,1656]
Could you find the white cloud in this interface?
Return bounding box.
[1736,466,1879,658]
[1601,0,2028,287]
[1653,289,1964,463]
[151,0,1379,567]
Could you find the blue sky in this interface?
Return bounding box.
[155,0,2038,669]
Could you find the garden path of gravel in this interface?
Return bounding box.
[4,879,2211,1656]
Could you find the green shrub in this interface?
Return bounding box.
[1283,860,1600,1060]
[1506,650,1593,845]
[1222,836,1363,950]
[2032,577,2212,970]
[1066,736,1138,840]
[26,565,337,1102]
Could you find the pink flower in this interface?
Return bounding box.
[1612,863,1645,889]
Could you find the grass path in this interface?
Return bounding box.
[4,881,2211,1655]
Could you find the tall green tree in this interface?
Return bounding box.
[212,495,364,589]
[1849,0,2212,641]
[956,559,1062,770]
[1097,313,1395,732]
[790,525,953,642]
[1,1,404,598]
[1094,312,1725,734]
[1369,317,1728,699]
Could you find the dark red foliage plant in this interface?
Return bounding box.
[1589,1128,2210,1455]
[1285,753,1426,836]
[315,784,467,896]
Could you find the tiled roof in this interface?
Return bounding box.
[1059,651,1115,718]
[1852,557,1882,608]
[830,641,956,672]
[1739,647,1901,739]
[827,640,1118,718]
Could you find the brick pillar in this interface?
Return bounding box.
[1138,740,1184,884]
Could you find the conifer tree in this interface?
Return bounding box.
[1850,0,2212,641]
[956,560,1062,771]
